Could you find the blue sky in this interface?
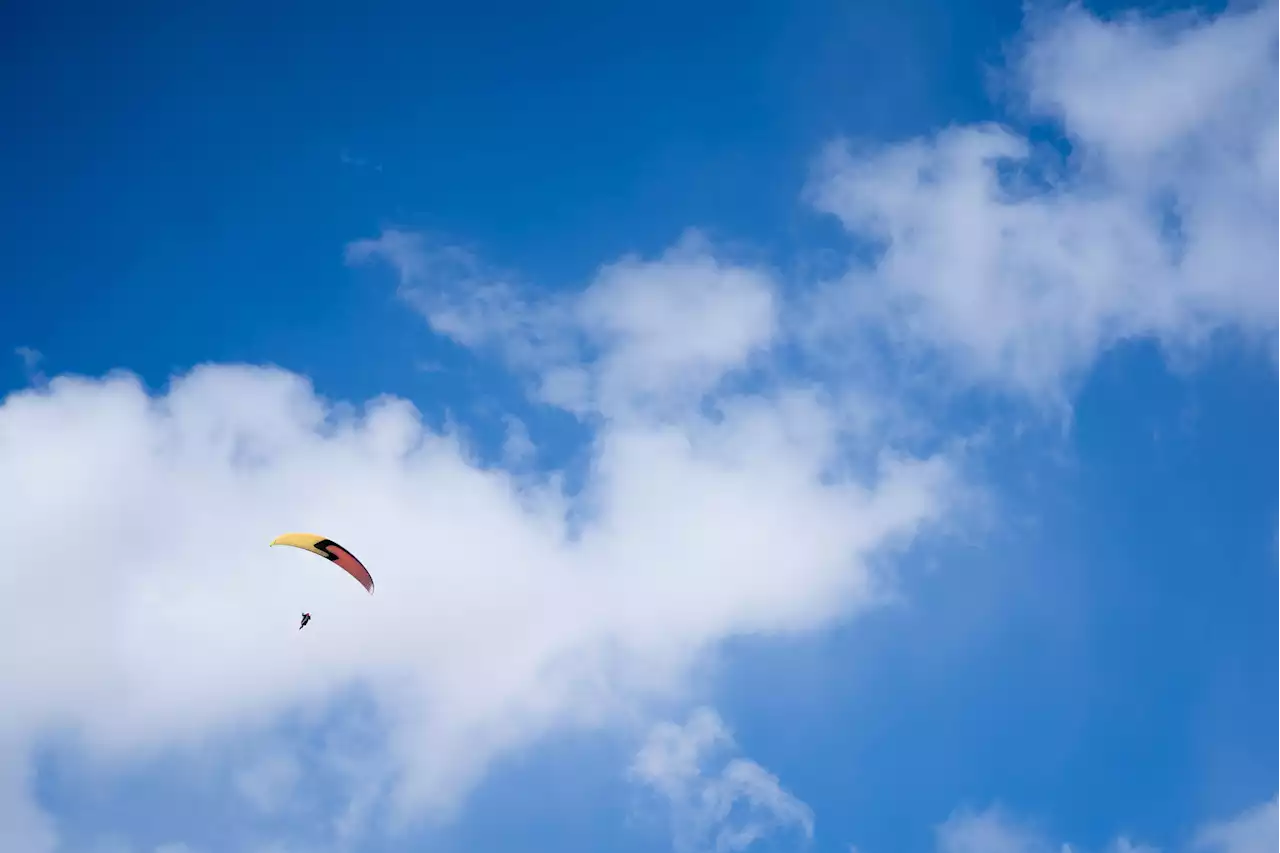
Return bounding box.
[0,2,1275,853]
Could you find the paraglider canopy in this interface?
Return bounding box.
[270,533,375,594]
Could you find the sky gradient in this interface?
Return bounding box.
[1,2,1276,853]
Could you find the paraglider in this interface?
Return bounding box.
[269,532,375,594]
[271,533,375,630]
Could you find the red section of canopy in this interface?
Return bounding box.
[328,542,375,593]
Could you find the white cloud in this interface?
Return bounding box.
[935,795,1278,853]
[936,806,1056,853]
[346,230,575,369]
[1015,2,1276,168]
[344,229,433,291]
[0,293,949,844]
[631,707,814,852]
[349,229,778,418]
[1193,795,1278,853]
[570,232,778,415]
[938,806,1154,853]
[806,2,1276,403]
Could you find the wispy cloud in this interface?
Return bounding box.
[349,228,779,418]
[936,806,1058,853]
[936,795,1278,853]
[935,809,1155,853]
[14,346,46,386]
[631,707,815,852]
[339,149,382,172]
[1193,795,1278,853]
